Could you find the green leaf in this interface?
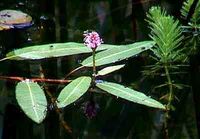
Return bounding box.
[3,42,116,60]
[97,64,125,76]
[96,81,165,109]
[57,76,91,108]
[81,41,154,67]
[16,80,47,123]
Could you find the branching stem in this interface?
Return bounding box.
[64,65,84,79]
[163,65,174,139]
[164,65,173,110]
[39,65,72,133]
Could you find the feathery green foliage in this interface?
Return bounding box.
[181,0,200,55]
[145,6,188,107]
[145,6,189,138]
[147,7,186,64]
[181,0,200,26]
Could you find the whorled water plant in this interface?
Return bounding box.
[147,7,186,64]
[181,0,200,54]
[144,6,188,138]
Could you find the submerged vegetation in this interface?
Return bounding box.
[145,6,188,138]
[0,0,200,139]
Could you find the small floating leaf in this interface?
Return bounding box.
[16,80,47,123]
[0,9,32,30]
[3,43,117,61]
[97,64,125,76]
[96,81,165,109]
[57,76,91,108]
[81,41,155,67]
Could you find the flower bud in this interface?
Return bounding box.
[83,30,103,49]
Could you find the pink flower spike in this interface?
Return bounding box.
[83,30,103,49]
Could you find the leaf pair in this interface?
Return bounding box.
[3,41,155,68]
[16,76,91,123]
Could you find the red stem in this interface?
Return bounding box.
[0,76,71,84]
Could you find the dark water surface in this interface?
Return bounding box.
[0,0,199,139]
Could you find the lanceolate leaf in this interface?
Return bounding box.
[81,41,155,67]
[96,81,165,109]
[97,64,125,76]
[16,80,47,123]
[57,76,91,108]
[4,42,116,60]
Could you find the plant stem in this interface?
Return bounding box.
[39,65,72,133]
[64,65,84,79]
[92,49,96,75]
[0,76,71,84]
[92,49,96,85]
[163,65,174,139]
[164,65,173,111]
[44,85,72,133]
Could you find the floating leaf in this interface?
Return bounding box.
[3,43,116,61]
[81,41,155,67]
[0,9,32,30]
[96,81,165,109]
[57,76,91,108]
[16,80,47,123]
[97,64,125,76]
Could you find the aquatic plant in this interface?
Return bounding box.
[0,9,32,30]
[181,0,200,26]
[145,6,188,138]
[181,0,200,137]
[0,31,165,133]
[181,0,200,54]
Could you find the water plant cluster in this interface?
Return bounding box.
[0,31,165,132]
[0,0,199,138]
